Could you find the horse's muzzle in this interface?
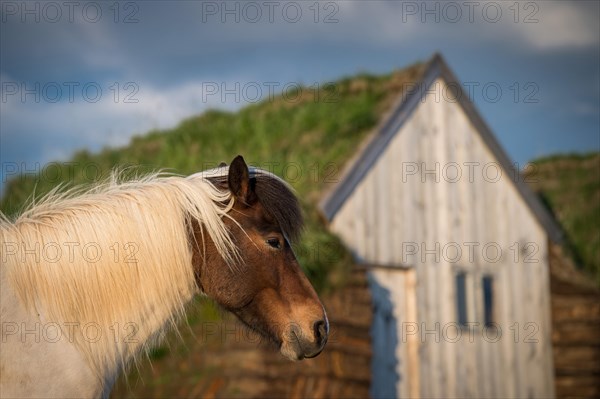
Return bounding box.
[282,315,329,360]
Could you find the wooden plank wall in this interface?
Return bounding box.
[369,267,419,398]
[549,244,600,398]
[330,78,555,398]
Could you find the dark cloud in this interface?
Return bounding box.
[1,0,598,190]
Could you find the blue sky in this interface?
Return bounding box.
[1,1,599,192]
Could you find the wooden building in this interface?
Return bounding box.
[319,54,563,398]
[112,54,597,399]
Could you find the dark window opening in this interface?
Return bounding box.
[482,275,494,327]
[455,272,468,327]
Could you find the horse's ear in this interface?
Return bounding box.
[228,155,254,204]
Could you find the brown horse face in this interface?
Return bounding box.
[191,156,328,360]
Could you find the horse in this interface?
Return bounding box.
[0,155,328,398]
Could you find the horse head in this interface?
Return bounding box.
[189,156,328,360]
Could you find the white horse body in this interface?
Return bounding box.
[0,172,238,398]
[1,267,102,397]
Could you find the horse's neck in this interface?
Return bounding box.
[1,270,105,397]
[98,284,198,384]
[1,178,230,395]
[1,261,199,396]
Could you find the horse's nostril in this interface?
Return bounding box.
[313,320,328,345]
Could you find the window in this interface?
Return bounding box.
[456,271,495,328]
[455,271,468,327]
[482,275,494,327]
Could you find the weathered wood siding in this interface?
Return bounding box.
[549,244,600,398]
[369,267,419,399]
[329,78,555,398]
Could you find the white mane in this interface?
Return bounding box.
[0,171,240,382]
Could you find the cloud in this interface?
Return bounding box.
[1,0,598,195]
[335,1,599,52]
[0,75,257,168]
[507,1,599,50]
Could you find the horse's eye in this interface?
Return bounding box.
[266,238,281,249]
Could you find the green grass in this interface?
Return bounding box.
[0,63,425,292]
[3,63,596,289]
[525,152,600,286]
[147,346,169,361]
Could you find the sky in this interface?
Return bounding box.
[1,1,599,193]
